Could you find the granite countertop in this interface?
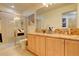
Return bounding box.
[28,33,79,40]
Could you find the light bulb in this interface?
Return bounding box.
[14,17,20,21]
[11,5,15,8]
[42,3,48,7]
[46,4,48,7]
[42,3,46,5]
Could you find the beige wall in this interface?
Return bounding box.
[38,4,77,30]
[77,4,79,28]
[27,13,37,33]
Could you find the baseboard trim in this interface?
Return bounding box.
[26,48,38,56]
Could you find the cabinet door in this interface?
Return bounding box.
[65,40,79,56]
[27,35,36,53]
[39,36,46,56]
[35,36,46,56]
[35,36,40,55]
[46,37,64,56]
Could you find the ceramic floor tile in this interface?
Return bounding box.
[0,43,34,56]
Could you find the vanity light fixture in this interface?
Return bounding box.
[42,3,53,7]
[14,16,20,21]
[42,3,48,7]
[10,5,15,8]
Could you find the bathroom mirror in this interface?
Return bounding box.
[62,11,77,28]
[36,3,77,32]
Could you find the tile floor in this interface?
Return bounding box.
[0,42,34,56]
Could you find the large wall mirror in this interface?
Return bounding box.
[62,11,77,28]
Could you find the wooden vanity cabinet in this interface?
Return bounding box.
[27,34,79,56]
[46,37,64,56]
[27,35,36,53]
[35,36,45,56]
[65,40,79,56]
[27,35,46,56]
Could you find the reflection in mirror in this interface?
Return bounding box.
[62,11,77,28]
[36,3,77,34]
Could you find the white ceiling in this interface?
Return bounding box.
[0,3,76,16]
[37,3,76,15]
[0,3,43,14]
